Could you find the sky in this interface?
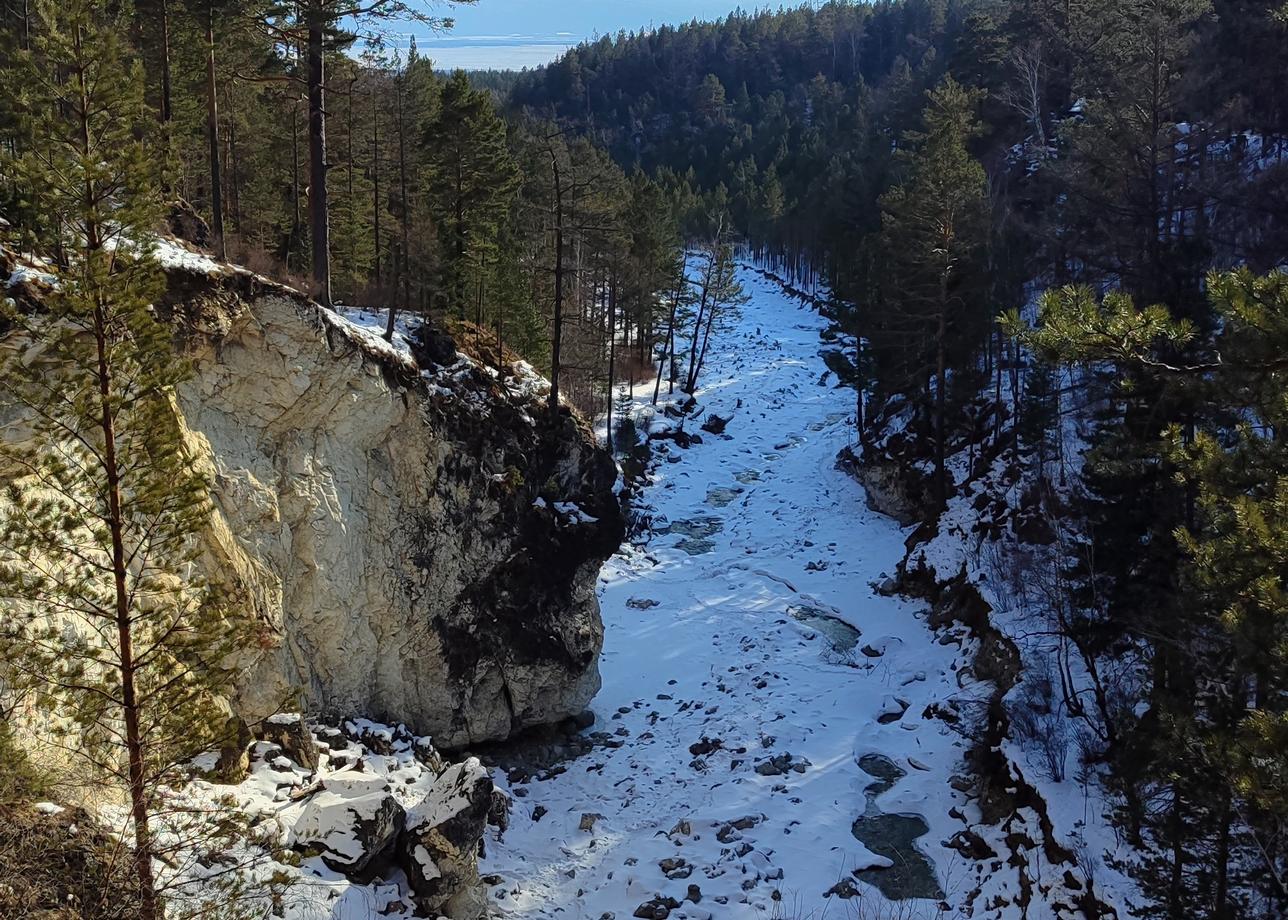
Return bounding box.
[404,1,759,71]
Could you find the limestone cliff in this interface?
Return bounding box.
[1,241,624,749]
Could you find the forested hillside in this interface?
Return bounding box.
[4,0,1288,917]
[510,2,1288,917]
[1,1,686,417]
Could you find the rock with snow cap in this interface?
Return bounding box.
[259,712,318,771]
[290,774,405,879]
[402,757,494,919]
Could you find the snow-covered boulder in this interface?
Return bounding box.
[291,775,405,878]
[260,713,317,771]
[402,757,494,918]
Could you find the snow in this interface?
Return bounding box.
[911,430,1142,912]
[326,306,420,370]
[150,237,227,276]
[553,501,599,524]
[481,263,1094,918]
[406,758,488,833]
[5,264,58,289]
[291,781,394,865]
[92,720,489,920]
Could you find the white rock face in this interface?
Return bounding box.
[1,252,624,748]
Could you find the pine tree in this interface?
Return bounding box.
[1056,0,1211,308]
[872,76,989,508]
[1009,271,1288,915]
[424,70,519,321]
[0,5,251,915]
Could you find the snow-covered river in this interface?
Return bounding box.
[484,266,989,919]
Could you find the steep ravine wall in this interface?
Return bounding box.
[844,451,1115,918]
[1,245,625,750]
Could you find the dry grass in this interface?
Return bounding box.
[0,802,146,919]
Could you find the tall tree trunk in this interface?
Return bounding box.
[548,147,565,412]
[685,259,713,393]
[606,274,617,449]
[346,72,355,292]
[159,0,172,124]
[454,163,466,318]
[372,103,381,288]
[1167,786,1186,919]
[307,9,331,305]
[385,69,410,342]
[397,68,411,315]
[935,304,947,509]
[289,92,301,271]
[693,280,720,391]
[653,287,678,406]
[76,22,157,915]
[855,334,865,439]
[99,305,159,920]
[229,107,242,230]
[205,9,225,259]
[1214,778,1231,920]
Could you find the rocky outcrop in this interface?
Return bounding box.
[222,717,498,918]
[402,758,495,918]
[1,240,624,748]
[835,446,928,526]
[897,562,1114,918]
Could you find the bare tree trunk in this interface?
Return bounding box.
[548,145,566,411]
[606,274,617,448]
[397,68,411,315]
[1167,787,1186,919]
[385,67,410,342]
[855,334,865,438]
[685,256,714,393]
[205,8,225,260]
[372,101,381,288]
[692,276,721,392]
[307,8,331,305]
[229,105,242,230]
[346,72,355,291]
[935,304,947,509]
[289,91,301,271]
[159,0,172,124]
[653,284,679,406]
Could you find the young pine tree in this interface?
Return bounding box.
[0,4,251,916]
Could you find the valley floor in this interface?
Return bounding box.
[483,267,1016,919]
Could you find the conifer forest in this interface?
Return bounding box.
[1,2,1287,919]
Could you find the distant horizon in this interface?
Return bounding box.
[399,1,776,71]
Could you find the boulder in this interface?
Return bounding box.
[403,758,494,919]
[291,775,405,879]
[259,713,317,771]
